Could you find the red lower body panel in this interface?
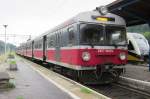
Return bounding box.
[46,48,127,68]
[34,49,43,60]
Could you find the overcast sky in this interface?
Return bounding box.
[0,0,115,46]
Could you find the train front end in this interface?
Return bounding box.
[76,7,127,84]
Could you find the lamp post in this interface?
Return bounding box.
[3,25,8,55]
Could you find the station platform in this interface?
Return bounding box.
[0,56,109,99]
[123,64,150,82]
[119,64,150,93]
[0,58,72,99]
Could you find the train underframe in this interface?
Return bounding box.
[47,62,124,85]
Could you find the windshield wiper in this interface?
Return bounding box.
[89,42,94,48]
[89,40,94,48]
[112,43,118,48]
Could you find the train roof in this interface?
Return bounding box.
[30,10,126,41]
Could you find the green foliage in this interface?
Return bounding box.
[16,96,24,99]
[80,87,92,94]
[0,40,16,55]
[0,54,6,63]
[1,82,15,89]
[6,82,16,88]
[9,60,16,65]
[142,32,150,44]
[127,24,150,43]
[127,24,150,33]
[143,32,150,40]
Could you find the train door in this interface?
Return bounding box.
[32,41,34,58]
[43,36,47,61]
[55,32,61,62]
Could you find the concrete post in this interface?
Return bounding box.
[3,25,8,55]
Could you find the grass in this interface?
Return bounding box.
[80,87,92,94]
[16,96,24,99]
[0,52,15,63]
[9,60,16,65]
[0,54,7,63]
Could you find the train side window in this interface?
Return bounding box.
[37,41,39,49]
[34,42,36,49]
[38,41,40,49]
[36,42,38,49]
[52,35,55,47]
[40,39,42,49]
[68,27,75,45]
[48,35,54,48]
[59,32,62,47]
[62,28,67,47]
[58,32,61,46]
[47,36,50,48]
[35,43,37,49]
[55,33,57,47]
[39,42,40,49]
[48,36,51,48]
[128,41,134,50]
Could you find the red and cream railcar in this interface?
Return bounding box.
[17,43,26,56]
[17,7,127,84]
[26,41,33,58]
[33,37,44,60]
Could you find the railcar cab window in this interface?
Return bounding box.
[80,24,104,45]
[105,26,126,46]
[68,27,75,45]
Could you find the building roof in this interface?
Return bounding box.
[106,0,150,26]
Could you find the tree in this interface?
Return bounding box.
[143,32,150,44]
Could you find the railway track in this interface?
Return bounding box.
[88,81,150,99]
[22,57,150,99]
[88,83,149,99]
[113,83,150,97]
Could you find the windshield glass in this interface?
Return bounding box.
[105,26,126,45]
[80,23,126,46]
[80,24,104,45]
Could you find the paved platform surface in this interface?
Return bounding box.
[0,59,72,99]
[123,64,150,82]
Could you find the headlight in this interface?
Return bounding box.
[119,52,126,60]
[82,52,91,61]
[97,6,108,15]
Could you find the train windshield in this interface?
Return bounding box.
[105,26,126,46]
[80,24,126,46]
[80,24,104,45]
